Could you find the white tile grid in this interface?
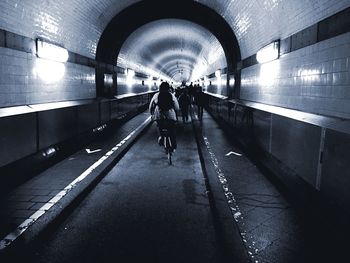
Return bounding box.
[0,47,96,108]
[0,0,349,63]
[200,37,227,77]
[0,0,140,58]
[241,32,350,119]
[119,19,227,78]
[220,0,350,59]
[0,0,349,110]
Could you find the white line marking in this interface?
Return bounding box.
[86,148,102,154]
[225,151,242,157]
[203,136,259,262]
[0,116,151,251]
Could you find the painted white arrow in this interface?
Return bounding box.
[225,151,242,157]
[86,148,102,154]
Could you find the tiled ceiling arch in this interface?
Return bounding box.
[117,19,226,82]
[1,0,349,59]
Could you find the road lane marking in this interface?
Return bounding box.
[225,151,242,157]
[86,148,102,154]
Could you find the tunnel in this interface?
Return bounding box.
[0,1,350,262]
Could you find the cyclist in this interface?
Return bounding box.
[149,82,179,151]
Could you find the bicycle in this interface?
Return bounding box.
[159,127,174,165]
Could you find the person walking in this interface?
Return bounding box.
[195,84,204,120]
[178,89,191,123]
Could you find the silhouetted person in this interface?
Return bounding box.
[195,84,204,120]
[178,89,191,123]
[188,82,195,104]
[175,85,182,98]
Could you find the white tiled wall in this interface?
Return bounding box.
[198,0,350,59]
[0,0,139,58]
[0,0,349,111]
[0,47,96,108]
[241,32,350,119]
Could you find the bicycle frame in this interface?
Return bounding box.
[160,128,173,165]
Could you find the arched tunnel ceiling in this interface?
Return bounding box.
[1,0,349,59]
[117,19,226,82]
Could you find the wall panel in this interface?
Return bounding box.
[321,130,350,213]
[253,111,271,152]
[100,100,111,124]
[38,107,78,149]
[271,115,321,187]
[77,103,100,133]
[0,113,36,167]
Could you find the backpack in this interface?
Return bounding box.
[157,92,174,111]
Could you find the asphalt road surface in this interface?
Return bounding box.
[23,122,225,263]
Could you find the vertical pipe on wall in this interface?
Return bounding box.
[269,114,273,153]
[316,128,326,190]
[96,65,105,98]
[98,102,102,126]
[36,112,40,152]
[234,70,241,100]
[113,73,118,97]
[226,73,230,98]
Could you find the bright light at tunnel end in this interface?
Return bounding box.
[256,40,280,64]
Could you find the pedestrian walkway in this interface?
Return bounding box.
[0,112,152,252]
[192,109,345,263]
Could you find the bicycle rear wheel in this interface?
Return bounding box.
[165,136,172,165]
[168,151,172,165]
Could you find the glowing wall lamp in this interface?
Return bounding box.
[126,68,135,87]
[126,68,135,78]
[204,76,209,87]
[229,76,235,86]
[215,69,221,78]
[147,76,153,89]
[33,59,65,82]
[256,40,280,64]
[214,69,223,86]
[36,39,69,62]
[104,74,113,86]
